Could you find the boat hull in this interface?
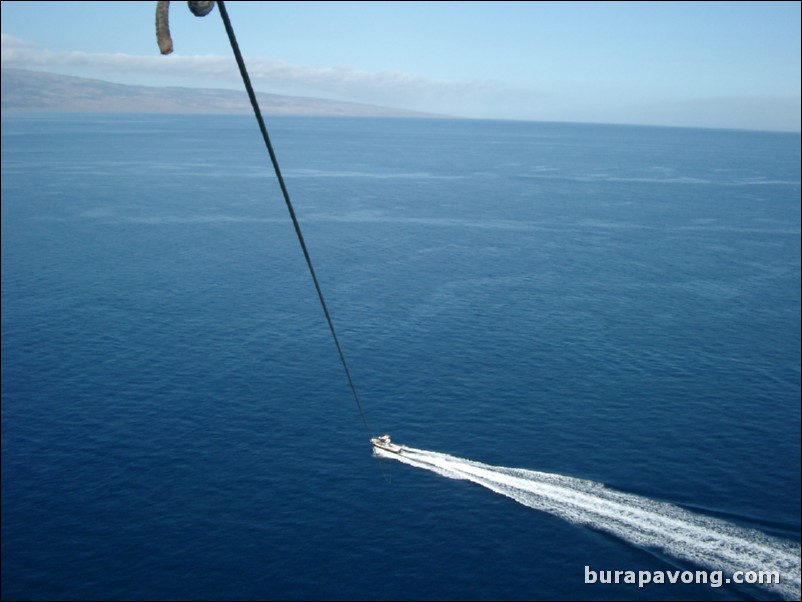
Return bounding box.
[371,435,403,454]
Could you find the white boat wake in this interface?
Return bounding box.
[375,445,801,600]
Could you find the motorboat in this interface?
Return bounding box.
[371,434,403,454]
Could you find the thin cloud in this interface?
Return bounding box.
[1,34,486,106]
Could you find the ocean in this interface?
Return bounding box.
[1,113,800,601]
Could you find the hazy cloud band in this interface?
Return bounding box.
[1,34,485,104]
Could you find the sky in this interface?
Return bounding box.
[1,0,800,131]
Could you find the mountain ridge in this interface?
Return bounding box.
[1,68,443,118]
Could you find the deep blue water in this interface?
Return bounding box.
[2,114,800,601]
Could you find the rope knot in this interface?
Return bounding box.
[156,1,216,55]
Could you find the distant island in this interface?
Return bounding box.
[0,68,443,118]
